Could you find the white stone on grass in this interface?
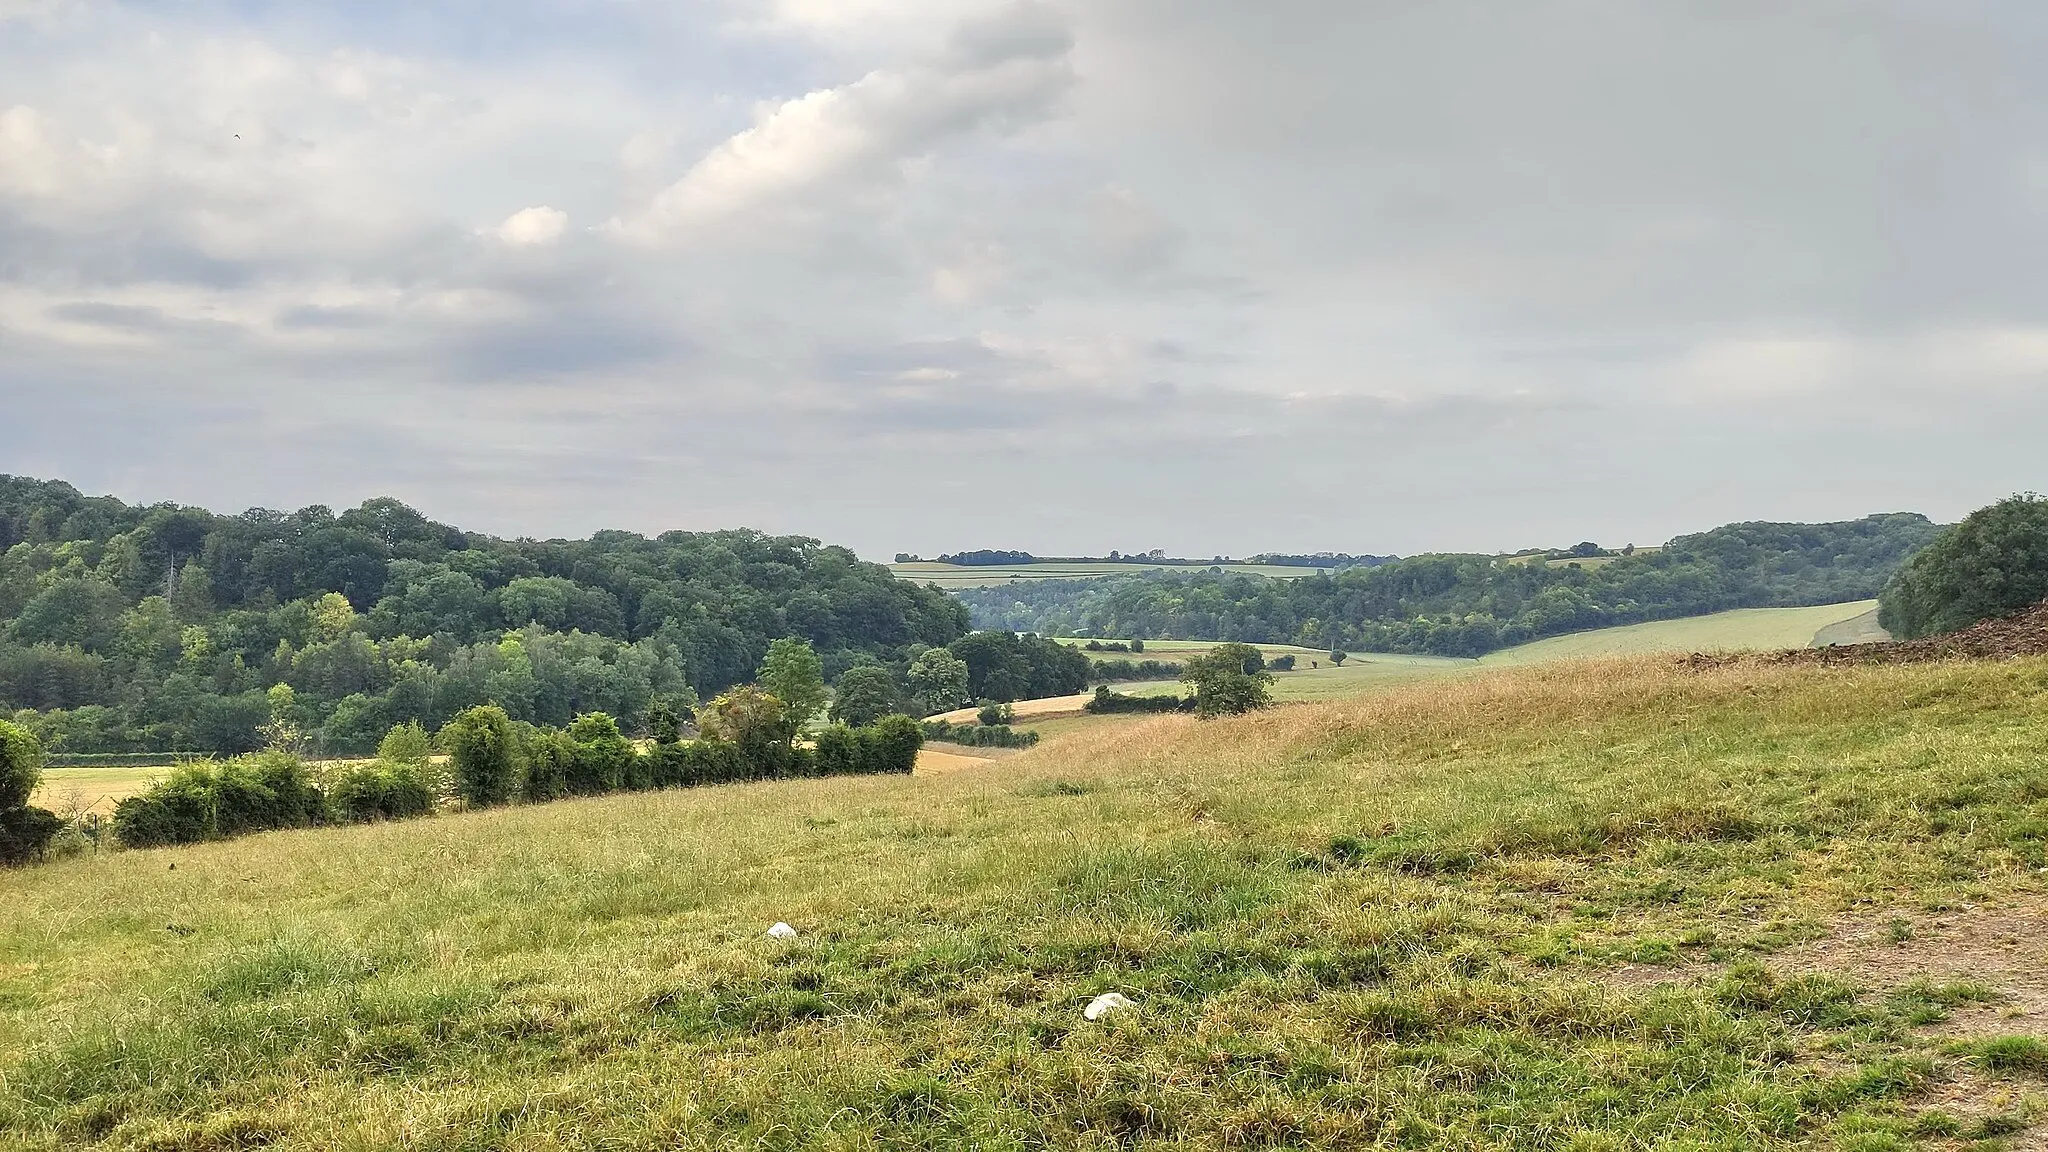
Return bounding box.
[766,922,798,940]
[1084,992,1134,1021]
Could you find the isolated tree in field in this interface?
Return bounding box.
[829,665,899,728]
[1181,642,1273,718]
[758,638,827,734]
[907,647,971,715]
[443,705,519,806]
[1880,495,2048,639]
[1329,649,1348,667]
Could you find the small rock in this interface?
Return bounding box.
[1084,992,1134,1021]
[766,922,799,940]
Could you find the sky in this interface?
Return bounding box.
[4,0,2047,561]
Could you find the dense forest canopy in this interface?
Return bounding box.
[0,476,967,755]
[959,514,1946,657]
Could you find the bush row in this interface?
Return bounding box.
[921,720,1041,748]
[1089,659,1184,682]
[1084,687,1192,714]
[110,711,925,850]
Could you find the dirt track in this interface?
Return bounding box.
[1683,599,2048,669]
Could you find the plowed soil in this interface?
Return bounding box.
[1683,598,2048,669]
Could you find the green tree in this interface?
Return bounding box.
[758,638,827,734]
[1181,642,1274,718]
[907,647,970,715]
[829,665,899,727]
[647,699,683,744]
[0,717,45,811]
[697,685,795,777]
[376,720,433,766]
[1880,495,2048,639]
[566,712,635,794]
[1329,649,1348,667]
[443,705,519,806]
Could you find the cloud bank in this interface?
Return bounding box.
[4,0,2046,557]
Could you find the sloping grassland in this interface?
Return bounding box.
[4,656,2048,1149]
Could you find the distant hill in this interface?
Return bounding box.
[956,513,1946,658]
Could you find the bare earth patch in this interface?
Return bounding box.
[1778,897,2048,1038]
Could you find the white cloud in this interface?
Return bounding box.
[495,206,569,246]
[621,4,1072,240]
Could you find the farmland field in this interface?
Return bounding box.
[1475,600,1882,666]
[891,560,1326,590]
[28,766,164,817]
[6,655,2048,1148]
[1067,603,1881,705]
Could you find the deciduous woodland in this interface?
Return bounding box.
[0,476,967,755]
[961,513,1946,656]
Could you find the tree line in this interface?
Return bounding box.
[6,636,924,862]
[959,514,1946,657]
[0,475,969,755]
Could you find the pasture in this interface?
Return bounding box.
[5,655,2048,1148]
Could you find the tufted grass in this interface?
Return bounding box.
[3,656,2048,1149]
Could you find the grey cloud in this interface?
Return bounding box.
[1,0,2043,561]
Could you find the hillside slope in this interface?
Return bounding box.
[5,656,2048,1148]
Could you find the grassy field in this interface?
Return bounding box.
[891,561,1324,590]
[28,766,165,817]
[1476,600,1883,667]
[1073,605,1880,704]
[6,655,2048,1148]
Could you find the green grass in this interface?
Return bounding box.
[1075,602,1884,705]
[5,656,2048,1148]
[1476,601,1883,667]
[891,561,1324,590]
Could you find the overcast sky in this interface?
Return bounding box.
[4,1,2046,559]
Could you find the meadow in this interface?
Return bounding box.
[1079,601,1884,705]
[5,654,2048,1149]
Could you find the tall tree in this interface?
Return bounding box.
[758,638,827,733]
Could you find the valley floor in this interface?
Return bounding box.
[5,653,2047,1149]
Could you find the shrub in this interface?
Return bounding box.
[444,705,520,807]
[112,765,218,847]
[867,714,923,774]
[328,761,434,823]
[1880,495,2048,638]
[0,718,42,811]
[212,752,324,837]
[111,753,324,848]
[1269,654,1296,672]
[0,805,62,866]
[376,721,433,767]
[977,702,1016,727]
[566,712,635,794]
[519,729,572,802]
